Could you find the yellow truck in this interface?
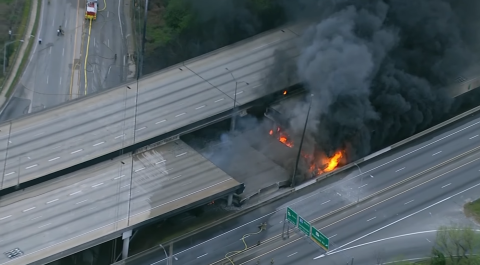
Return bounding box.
[85,0,98,20]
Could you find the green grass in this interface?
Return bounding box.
[464,198,480,223]
[5,0,40,97]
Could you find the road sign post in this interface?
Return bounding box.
[298,216,311,236]
[311,226,329,251]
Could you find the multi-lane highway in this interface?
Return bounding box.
[0,23,303,191]
[0,0,83,121]
[81,0,128,96]
[127,110,480,265]
[228,150,480,265]
[0,140,240,265]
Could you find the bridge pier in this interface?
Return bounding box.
[122,230,133,260]
[227,194,233,206]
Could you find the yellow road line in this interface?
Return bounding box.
[209,145,480,264]
[69,0,80,100]
[99,0,107,12]
[84,18,92,95]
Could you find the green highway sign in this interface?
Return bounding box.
[311,226,329,251]
[298,216,311,236]
[286,207,298,226]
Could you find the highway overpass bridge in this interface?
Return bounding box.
[0,20,478,193]
[0,139,242,265]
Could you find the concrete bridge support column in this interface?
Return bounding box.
[227,194,233,206]
[122,230,133,260]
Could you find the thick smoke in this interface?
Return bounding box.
[291,0,479,159]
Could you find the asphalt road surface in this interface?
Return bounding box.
[209,147,480,265]
[0,140,239,265]
[0,23,303,190]
[0,0,82,121]
[80,0,127,96]
[132,111,480,265]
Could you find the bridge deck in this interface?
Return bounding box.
[0,140,241,265]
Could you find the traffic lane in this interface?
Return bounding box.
[315,158,480,255]
[0,97,30,122]
[143,143,480,265]
[31,0,78,109]
[357,114,480,175]
[231,163,480,265]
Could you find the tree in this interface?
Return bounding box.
[434,224,480,265]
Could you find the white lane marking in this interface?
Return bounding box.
[234,91,244,95]
[93,142,105,147]
[62,48,64,56]
[0,215,12,220]
[214,98,224,102]
[287,252,298,257]
[395,167,405,172]
[155,120,166,124]
[197,253,208,259]
[76,200,88,205]
[52,145,61,150]
[134,168,145,172]
[30,216,42,221]
[426,238,431,243]
[60,77,62,85]
[195,105,206,110]
[136,127,146,131]
[114,134,124,139]
[176,152,187,157]
[366,217,376,222]
[48,157,60,162]
[441,183,451,188]
[114,175,125,180]
[23,207,36,212]
[321,200,330,205]
[358,184,368,189]
[117,0,124,37]
[175,113,186,117]
[38,223,51,229]
[315,182,480,259]
[336,192,341,196]
[69,191,82,196]
[71,149,83,154]
[25,164,38,169]
[432,151,442,156]
[329,234,337,239]
[92,183,104,188]
[171,175,182,180]
[46,76,49,84]
[404,200,414,205]
[46,199,58,204]
[121,184,130,188]
[470,135,478,139]
[5,172,15,176]
[155,160,166,165]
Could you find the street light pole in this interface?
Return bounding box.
[159,244,169,265]
[225,68,249,132]
[291,94,314,188]
[3,39,24,75]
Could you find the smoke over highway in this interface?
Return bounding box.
[283,0,480,159]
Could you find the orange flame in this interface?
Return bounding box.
[269,130,273,135]
[268,128,294,148]
[324,151,343,172]
[283,90,287,95]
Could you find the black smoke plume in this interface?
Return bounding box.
[289,0,479,160]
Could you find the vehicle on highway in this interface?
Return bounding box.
[85,0,98,20]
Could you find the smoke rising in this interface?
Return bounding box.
[291,0,479,159]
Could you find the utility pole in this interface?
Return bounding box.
[291,94,313,187]
[225,68,249,132]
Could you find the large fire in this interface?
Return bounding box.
[268,128,343,174]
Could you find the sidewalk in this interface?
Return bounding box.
[0,0,38,109]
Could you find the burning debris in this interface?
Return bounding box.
[268,126,344,176]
